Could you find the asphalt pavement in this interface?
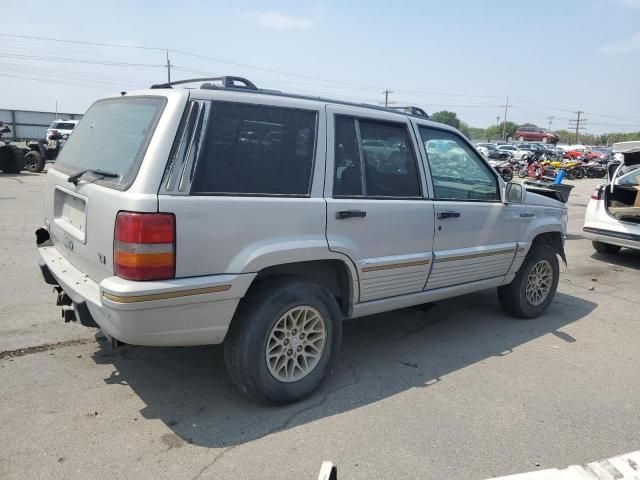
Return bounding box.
[1,170,639,480]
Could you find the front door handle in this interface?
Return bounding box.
[519,212,536,218]
[336,210,367,219]
[437,211,461,219]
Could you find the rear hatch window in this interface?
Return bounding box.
[54,96,166,189]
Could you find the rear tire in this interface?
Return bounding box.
[224,277,342,404]
[518,136,525,141]
[498,243,559,319]
[592,241,621,254]
[0,145,25,173]
[24,150,45,173]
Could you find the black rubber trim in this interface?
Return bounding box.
[38,259,58,286]
[583,227,640,242]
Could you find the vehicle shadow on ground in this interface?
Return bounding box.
[91,289,596,449]
[591,249,640,271]
[0,172,43,178]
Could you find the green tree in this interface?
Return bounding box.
[430,111,461,130]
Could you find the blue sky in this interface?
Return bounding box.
[1,0,639,133]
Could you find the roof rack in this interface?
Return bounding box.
[151,76,258,90]
[149,75,436,123]
[387,106,429,118]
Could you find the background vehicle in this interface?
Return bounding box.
[45,119,78,141]
[23,131,69,172]
[36,76,568,404]
[476,142,513,160]
[584,141,640,253]
[0,122,25,173]
[514,126,558,143]
[488,159,514,181]
[497,144,531,160]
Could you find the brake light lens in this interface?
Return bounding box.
[114,212,175,281]
[591,185,603,200]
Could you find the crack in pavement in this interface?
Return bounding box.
[0,338,94,361]
[191,360,362,480]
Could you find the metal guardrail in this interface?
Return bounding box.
[0,108,83,141]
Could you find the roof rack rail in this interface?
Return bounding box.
[387,106,429,118]
[150,76,258,90]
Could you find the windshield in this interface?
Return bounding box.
[55,96,166,188]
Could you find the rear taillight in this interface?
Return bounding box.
[114,212,175,281]
[591,185,603,200]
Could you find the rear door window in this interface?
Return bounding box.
[333,116,421,198]
[54,96,166,189]
[191,102,317,196]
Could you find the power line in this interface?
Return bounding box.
[2,32,640,128]
[0,52,163,68]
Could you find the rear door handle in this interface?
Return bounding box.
[336,210,367,219]
[519,212,536,218]
[437,211,461,219]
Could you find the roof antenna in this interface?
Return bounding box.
[120,91,126,96]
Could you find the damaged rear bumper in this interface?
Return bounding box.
[37,243,256,347]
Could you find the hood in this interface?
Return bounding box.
[523,189,567,209]
[612,141,640,166]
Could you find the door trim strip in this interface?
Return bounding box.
[435,248,516,263]
[362,259,431,272]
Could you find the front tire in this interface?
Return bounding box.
[518,136,525,141]
[592,241,621,254]
[498,243,559,319]
[224,277,342,404]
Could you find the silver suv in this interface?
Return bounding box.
[37,76,568,403]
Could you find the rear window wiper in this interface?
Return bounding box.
[67,169,120,185]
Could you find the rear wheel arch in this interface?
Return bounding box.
[250,259,355,318]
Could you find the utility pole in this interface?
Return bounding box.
[568,111,586,143]
[547,116,554,130]
[166,49,172,83]
[382,89,393,108]
[501,96,512,140]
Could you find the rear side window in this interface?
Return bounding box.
[191,102,317,196]
[55,97,166,189]
[333,116,421,198]
[52,122,76,130]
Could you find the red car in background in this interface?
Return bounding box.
[514,126,559,143]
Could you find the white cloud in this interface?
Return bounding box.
[620,0,640,7]
[599,31,640,53]
[252,11,314,30]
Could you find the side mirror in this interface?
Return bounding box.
[505,182,524,203]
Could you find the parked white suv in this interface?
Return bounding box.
[37,76,568,403]
[46,119,79,140]
[583,141,640,253]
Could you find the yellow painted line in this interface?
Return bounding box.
[362,259,430,273]
[102,285,231,304]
